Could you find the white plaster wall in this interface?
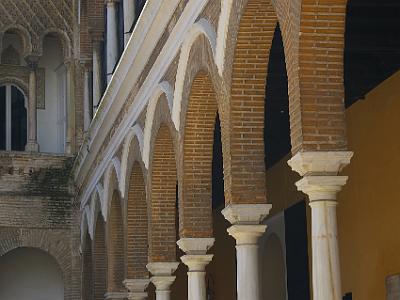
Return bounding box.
[37,36,65,153]
[0,247,64,300]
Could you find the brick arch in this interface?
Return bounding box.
[126,159,148,279]
[296,0,348,151]
[0,228,71,298]
[93,212,107,300]
[82,231,94,300]
[148,123,177,262]
[103,159,122,221]
[120,125,145,199]
[106,190,125,292]
[178,70,219,238]
[225,0,280,204]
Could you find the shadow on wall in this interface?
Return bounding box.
[0,247,64,300]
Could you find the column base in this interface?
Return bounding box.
[25,141,39,152]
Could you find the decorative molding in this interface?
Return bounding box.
[222,204,272,225]
[288,151,354,176]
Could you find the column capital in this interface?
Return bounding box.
[288,151,353,176]
[123,279,150,300]
[80,59,93,71]
[104,291,128,299]
[123,278,150,291]
[181,254,213,271]
[296,176,349,202]
[222,203,272,225]
[150,276,176,291]
[146,262,179,276]
[177,238,214,255]
[227,224,266,245]
[24,55,40,70]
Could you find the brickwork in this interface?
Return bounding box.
[126,161,148,279]
[149,124,177,262]
[106,192,125,292]
[93,214,107,300]
[227,0,277,204]
[180,72,217,238]
[83,233,94,300]
[297,0,347,151]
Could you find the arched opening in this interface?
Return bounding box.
[38,34,66,153]
[228,0,279,204]
[93,213,107,300]
[82,232,94,300]
[149,123,180,297]
[261,234,287,299]
[107,191,125,293]
[126,160,148,280]
[1,30,23,65]
[0,247,64,300]
[0,84,27,151]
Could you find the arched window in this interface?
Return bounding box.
[0,84,27,151]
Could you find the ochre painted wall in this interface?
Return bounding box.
[338,70,400,299]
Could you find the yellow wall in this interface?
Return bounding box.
[338,70,400,299]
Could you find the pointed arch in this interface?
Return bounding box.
[172,19,217,130]
[39,29,72,59]
[1,25,32,56]
[148,123,178,262]
[119,124,145,199]
[142,81,173,169]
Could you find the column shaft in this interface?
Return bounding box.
[106,0,119,83]
[222,204,271,300]
[123,0,135,46]
[310,201,341,300]
[288,151,353,300]
[65,61,74,154]
[92,41,102,113]
[25,56,40,152]
[83,65,92,131]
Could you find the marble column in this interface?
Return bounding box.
[106,0,120,83]
[222,204,272,300]
[124,279,150,300]
[177,238,214,300]
[288,151,353,300]
[92,39,102,114]
[386,274,400,300]
[64,59,75,154]
[147,262,179,300]
[123,0,135,46]
[82,61,92,132]
[25,55,40,152]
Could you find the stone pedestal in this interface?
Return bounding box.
[124,278,150,300]
[25,55,40,152]
[222,204,272,300]
[288,151,353,300]
[147,262,179,300]
[177,238,214,300]
[106,0,120,83]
